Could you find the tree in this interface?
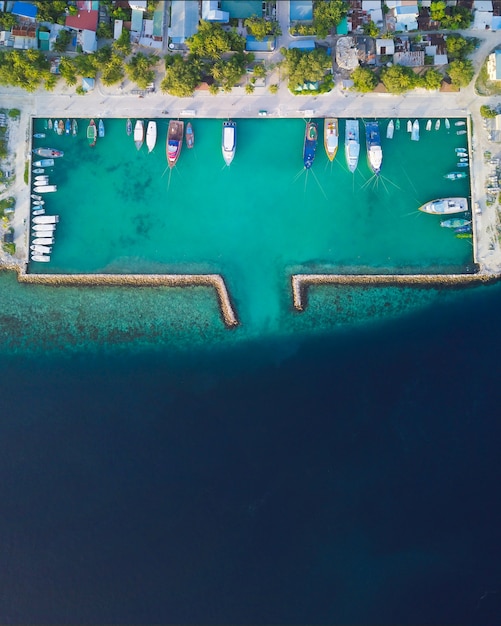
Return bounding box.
[101,54,125,85]
[53,29,72,53]
[281,47,332,91]
[446,35,474,60]
[362,21,379,38]
[97,22,113,39]
[209,82,219,95]
[430,0,446,21]
[0,49,51,92]
[113,29,131,57]
[448,58,474,88]
[0,11,16,30]
[59,57,78,86]
[33,0,67,23]
[351,67,378,92]
[441,6,473,29]
[73,53,100,78]
[211,52,247,92]
[313,0,348,39]
[125,53,156,89]
[269,83,279,94]
[245,82,255,94]
[253,63,266,79]
[244,16,281,41]
[187,20,245,59]
[380,64,418,93]
[480,105,497,118]
[160,54,202,97]
[421,68,443,90]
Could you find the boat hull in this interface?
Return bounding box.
[146,121,157,153]
[33,148,63,158]
[365,121,382,175]
[87,120,97,147]
[345,119,360,173]
[324,118,338,162]
[186,123,194,149]
[134,120,144,150]
[303,121,318,169]
[167,120,184,167]
[419,197,468,215]
[222,121,236,166]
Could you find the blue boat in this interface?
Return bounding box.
[455,224,472,234]
[303,121,318,169]
[65,118,71,135]
[98,119,105,138]
[365,121,382,175]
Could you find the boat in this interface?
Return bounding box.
[31,255,50,263]
[444,171,467,180]
[185,122,194,149]
[441,218,471,228]
[32,237,54,245]
[303,121,318,169]
[146,121,157,153]
[87,119,97,147]
[426,120,432,131]
[455,147,467,153]
[47,119,52,130]
[435,119,441,131]
[386,119,394,139]
[33,159,54,167]
[32,209,45,216]
[459,157,469,163]
[33,179,49,186]
[222,120,236,166]
[454,224,472,234]
[457,130,467,135]
[418,197,468,214]
[32,168,44,174]
[365,120,382,175]
[32,200,45,206]
[167,119,185,167]
[395,119,400,131]
[53,120,57,133]
[455,121,466,127]
[36,185,57,193]
[32,224,56,231]
[33,148,63,158]
[126,118,132,136]
[72,119,78,136]
[456,232,472,239]
[407,120,412,133]
[33,215,59,224]
[57,120,64,135]
[134,120,144,150]
[457,162,469,168]
[31,194,42,201]
[34,175,48,181]
[324,118,338,161]
[98,119,105,138]
[31,245,52,254]
[33,133,45,139]
[411,119,420,141]
[345,119,360,173]
[65,118,71,135]
[445,118,450,129]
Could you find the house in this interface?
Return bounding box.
[11,1,38,21]
[128,0,147,10]
[376,37,395,55]
[487,49,501,79]
[169,0,199,45]
[202,0,229,22]
[393,4,419,31]
[336,36,359,70]
[472,0,494,27]
[65,8,98,53]
[362,1,383,26]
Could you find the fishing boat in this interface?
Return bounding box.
[146,121,157,153]
[407,120,412,133]
[345,119,360,173]
[426,119,432,131]
[457,129,467,135]
[33,159,54,167]
[222,120,236,166]
[454,224,472,234]
[185,122,194,149]
[65,118,71,135]
[456,232,472,239]
[98,119,105,138]
[32,209,45,216]
[365,120,382,175]
[134,120,144,150]
[303,121,318,169]
[441,218,471,228]
[48,119,53,131]
[167,119,185,167]
[435,119,441,131]
[87,119,97,147]
[126,118,132,136]
[386,119,394,139]
[72,119,78,136]
[444,171,467,180]
[418,197,468,214]
[457,162,469,168]
[395,119,400,131]
[32,168,44,174]
[324,118,338,162]
[57,120,64,135]
[36,185,57,193]
[33,148,63,158]
[445,118,450,129]
[455,121,466,127]
[31,255,50,263]
[33,133,45,139]
[31,194,42,201]
[33,215,59,224]
[32,237,54,245]
[411,119,420,141]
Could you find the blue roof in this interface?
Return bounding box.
[12,1,37,18]
[289,40,316,51]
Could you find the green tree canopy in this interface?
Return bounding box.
[380,64,418,94]
[211,51,248,92]
[53,29,72,53]
[362,21,379,38]
[351,66,378,93]
[59,57,78,86]
[244,15,281,41]
[445,34,474,60]
[187,20,245,59]
[0,49,51,92]
[421,68,443,90]
[313,0,348,38]
[160,54,202,97]
[430,0,446,21]
[101,54,125,86]
[447,58,474,87]
[441,6,473,29]
[125,52,156,89]
[33,0,67,23]
[0,11,16,30]
[113,29,132,57]
[281,47,332,91]
[480,105,497,118]
[73,53,100,78]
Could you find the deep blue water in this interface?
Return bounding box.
[1,284,501,623]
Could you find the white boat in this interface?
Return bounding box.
[445,118,450,129]
[146,121,157,153]
[33,159,54,168]
[426,119,432,131]
[222,120,236,166]
[31,194,42,201]
[407,120,412,133]
[32,200,44,206]
[324,118,338,161]
[31,244,52,254]
[345,119,360,173]
[31,254,50,263]
[418,197,468,214]
[32,224,56,231]
[365,121,382,175]
[386,119,394,139]
[33,215,59,224]
[134,120,144,150]
[411,119,419,141]
[34,175,48,181]
[32,237,54,245]
[36,185,57,193]
[33,179,49,187]
[457,129,467,135]
[32,209,45,216]
[455,121,466,126]
[435,119,441,130]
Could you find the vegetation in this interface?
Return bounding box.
[161,54,202,97]
[290,23,316,36]
[97,22,113,40]
[268,83,279,94]
[430,1,446,22]
[125,53,156,89]
[73,52,100,79]
[380,65,418,94]
[186,20,245,60]
[8,109,20,119]
[448,58,474,88]
[24,161,29,185]
[362,21,379,38]
[253,64,266,79]
[33,0,69,24]
[101,54,125,86]
[3,241,15,255]
[442,6,473,29]
[0,11,16,31]
[211,52,249,92]
[351,67,378,93]
[446,35,475,61]
[244,16,281,41]
[0,197,15,214]
[313,0,348,38]
[245,82,255,94]
[421,68,443,90]
[280,47,333,93]
[113,29,132,57]
[0,50,51,92]
[59,57,78,86]
[53,29,72,53]
[481,105,497,118]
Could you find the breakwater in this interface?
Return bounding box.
[291,273,499,311]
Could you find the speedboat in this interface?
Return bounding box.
[33,159,54,167]
[31,244,52,254]
[407,120,412,133]
[31,193,42,201]
[435,119,441,130]
[36,185,57,193]
[126,118,132,136]
[32,168,45,174]
[65,118,71,135]
[98,119,105,138]
[31,255,50,263]
[134,120,144,150]
[146,121,157,153]
[426,120,432,131]
[345,119,360,173]
[411,119,419,141]
[324,118,338,161]
[57,120,64,135]
[444,171,467,180]
[455,121,466,126]
[440,218,471,228]
[32,237,54,245]
[418,197,468,214]
[32,208,45,216]
[33,148,63,158]
[33,133,45,139]
[33,215,59,224]
[72,119,78,136]
[445,118,450,129]
[386,119,394,139]
[365,120,382,175]
[222,120,236,166]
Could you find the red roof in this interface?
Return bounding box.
[65,10,99,32]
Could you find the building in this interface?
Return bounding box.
[65,9,98,53]
[487,49,501,80]
[169,0,199,46]
[202,0,229,22]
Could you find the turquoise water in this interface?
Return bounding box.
[31,118,471,329]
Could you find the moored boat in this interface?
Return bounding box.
[411,119,420,141]
[386,119,394,139]
[455,147,467,153]
[457,162,469,168]
[36,185,57,193]
[33,148,63,158]
[457,129,467,135]
[395,119,400,131]
[222,120,236,166]
[441,218,471,228]
[426,119,432,131]
[33,215,59,224]
[32,224,56,231]
[33,179,49,186]
[185,122,194,149]
[98,119,105,138]
[407,120,412,133]
[324,118,338,162]
[32,237,54,245]
[418,197,468,214]
[48,119,53,130]
[126,118,132,136]
[33,133,45,139]
[455,121,466,126]
[435,119,441,130]
[454,224,472,234]
[32,208,45,216]
[365,120,382,175]
[444,171,467,180]
[34,175,48,181]
[31,194,42,200]
[65,118,71,135]
[303,121,318,169]
[31,244,52,254]
[33,159,54,167]
[345,119,360,173]
[87,119,97,147]
[167,119,184,167]
[57,120,64,135]
[32,200,44,206]
[445,118,450,129]
[146,121,157,153]
[134,120,144,150]
[31,254,50,263]
[72,119,78,136]
[32,168,44,174]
